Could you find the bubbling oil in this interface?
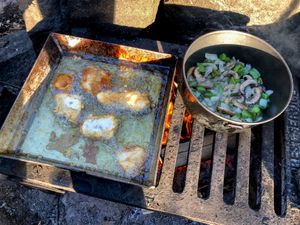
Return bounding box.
[21,54,169,184]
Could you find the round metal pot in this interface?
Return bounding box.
[180,30,293,133]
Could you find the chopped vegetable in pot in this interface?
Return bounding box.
[187,53,273,122]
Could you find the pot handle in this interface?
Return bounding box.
[223,123,246,130]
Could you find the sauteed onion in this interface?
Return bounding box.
[187,53,273,122]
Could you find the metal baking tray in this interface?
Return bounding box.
[0,33,177,186]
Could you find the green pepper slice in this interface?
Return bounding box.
[196,85,206,92]
[241,110,252,119]
[249,68,261,80]
[219,53,230,62]
[204,91,214,98]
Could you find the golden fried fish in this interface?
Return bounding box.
[81,66,112,95]
[80,115,118,140]
[96,91,150,112]
[54,93,83,123]
[52,73,74,92]
[116,146,146,177]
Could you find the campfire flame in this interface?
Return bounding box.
[181,111,193,141]
[162,82,193,146]
[162,100,174,145]
[162,82,177,146]
[158,81,194,187]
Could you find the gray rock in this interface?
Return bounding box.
[19,0,159,33]
[153,1,300,78]
[0,174,7,180]
[0,30,36,88]
[296,169,300,196]
[165,0,300,26]
[248,16,300,77]
[160,0,300,42]
[18,0,68,33]
[150,2,249,43]
[68,0,160,29]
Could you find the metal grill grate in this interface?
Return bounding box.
[0,38,299,225]
[142,93,300,224]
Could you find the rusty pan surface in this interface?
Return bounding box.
[0,33,177,186]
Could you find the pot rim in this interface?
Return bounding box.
[182,30,294,126]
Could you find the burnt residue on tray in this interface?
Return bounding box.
[46,131,80,157]
[81,139,99,164]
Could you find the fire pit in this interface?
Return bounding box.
[0,35,299,225]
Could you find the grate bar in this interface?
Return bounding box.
[287,205,300,224]
[209,132,227,202]
[157,92,185,191]
[284,78,300,224]
[235,129,251,204]
[260,122,275,215]
[183,121,204,197]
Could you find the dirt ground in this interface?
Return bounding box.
[0,176,201,225]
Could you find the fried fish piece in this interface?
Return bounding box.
[116,146,146,177]
[80,115,118,140]
[81,66,112,95]
[54,94,83,123]
[96,91,150,112]
[52,73,74,92]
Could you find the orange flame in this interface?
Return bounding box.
[162,82,193,145]
[159,82,193,184]
[162,99,193,145]
[181,111,193,140]
[162,82,178,146]
[162,101,174,145]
